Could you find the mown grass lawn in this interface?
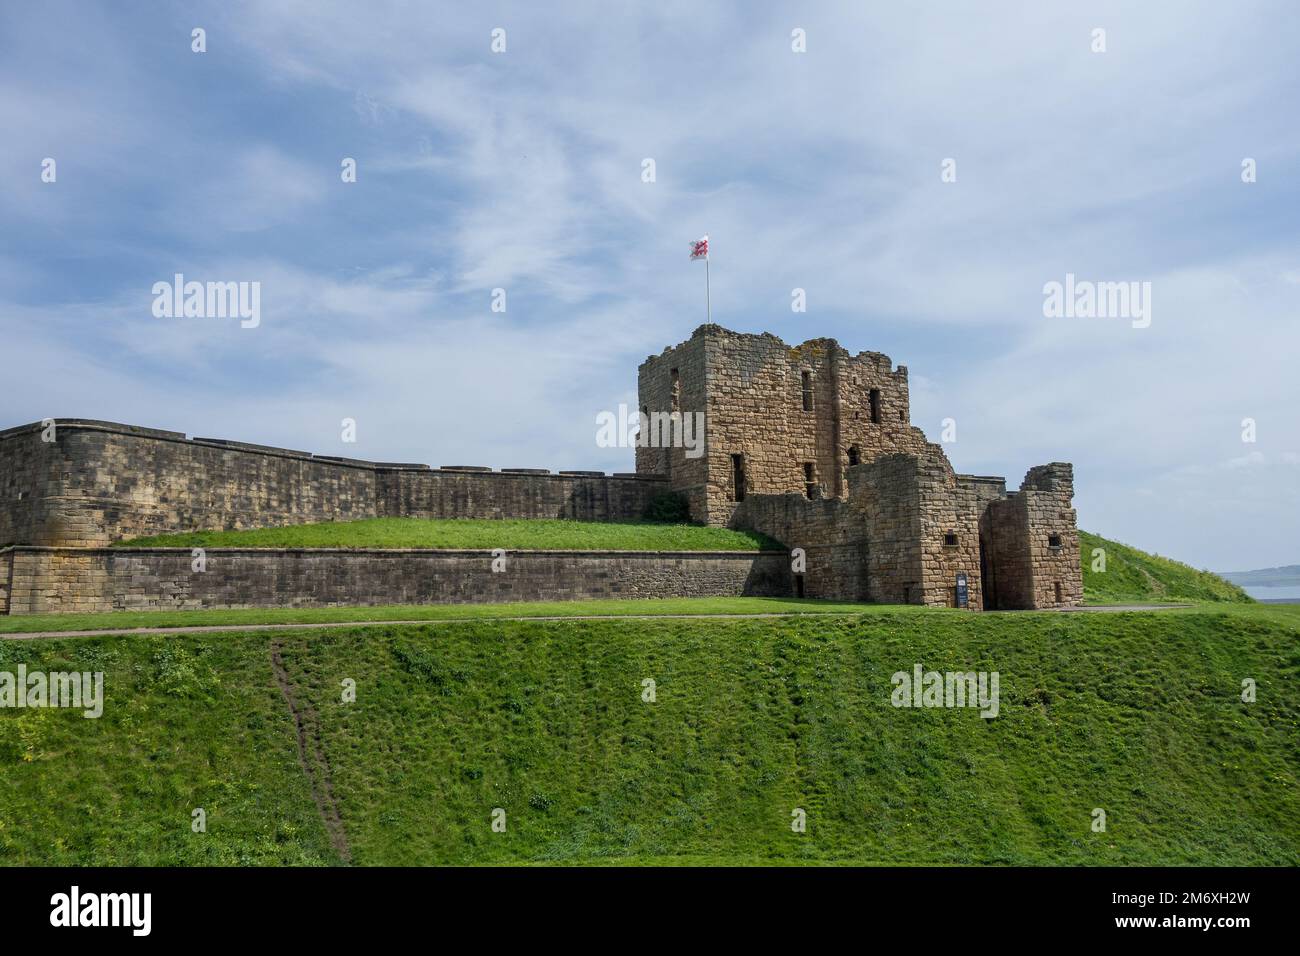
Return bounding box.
[115,517,778,552]
[2,604,1296,866]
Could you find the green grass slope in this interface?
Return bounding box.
[115,517,777,552]
[0,636,333,864]
[0,597,877,635]
[1081,531,1253,605]
[3,604,1296,865]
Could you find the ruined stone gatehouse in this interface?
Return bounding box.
[0,324,1081,614]
[637,325,1082,609]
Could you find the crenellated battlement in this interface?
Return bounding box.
[0,419,667,548]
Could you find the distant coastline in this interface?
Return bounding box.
[1220,565,1300,589]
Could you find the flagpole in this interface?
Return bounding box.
[705,255,711,323]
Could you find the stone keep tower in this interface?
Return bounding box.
[636,325,1082,610]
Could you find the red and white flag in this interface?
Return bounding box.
[689,235,709,261]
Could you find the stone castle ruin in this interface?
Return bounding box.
[0,325,1080,614]
[638,325,1081,611]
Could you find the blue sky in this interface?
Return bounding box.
[2,1,1297,570]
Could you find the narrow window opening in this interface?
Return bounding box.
[731,453,746,502]
[801,370,814,411]
[869,389,882,424]
[1054,581,1063,604]
[847,446,860,467]
[803,462,816,499]
[898,409,905,422]
[1048,533,1062,549]
[943,531,958,548]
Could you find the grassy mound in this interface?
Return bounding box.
[2,604,1296,865]
[1081,531,1252,605]
[115,518,777,552]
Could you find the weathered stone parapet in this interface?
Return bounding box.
[0,419,668,547]
[375,468,663,523]
[0,546,791,615]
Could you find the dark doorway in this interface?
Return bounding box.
[795,575,805,598]
[979,531,997,610]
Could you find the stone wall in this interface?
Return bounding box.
[0,420,667,548]
[0,546,790,615]
[377,468,658,522]
[0,427,55,549]
[849,455,923,605]
[915,467,1005,611]
[636,331,710,519]
[850,448,992,609]
[730,493,868,601]
[980,465,1082,609]
[0,549,10,615]
[729,450,1078,611]
[983,496,1033,609]
[1018,464,1083,608]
